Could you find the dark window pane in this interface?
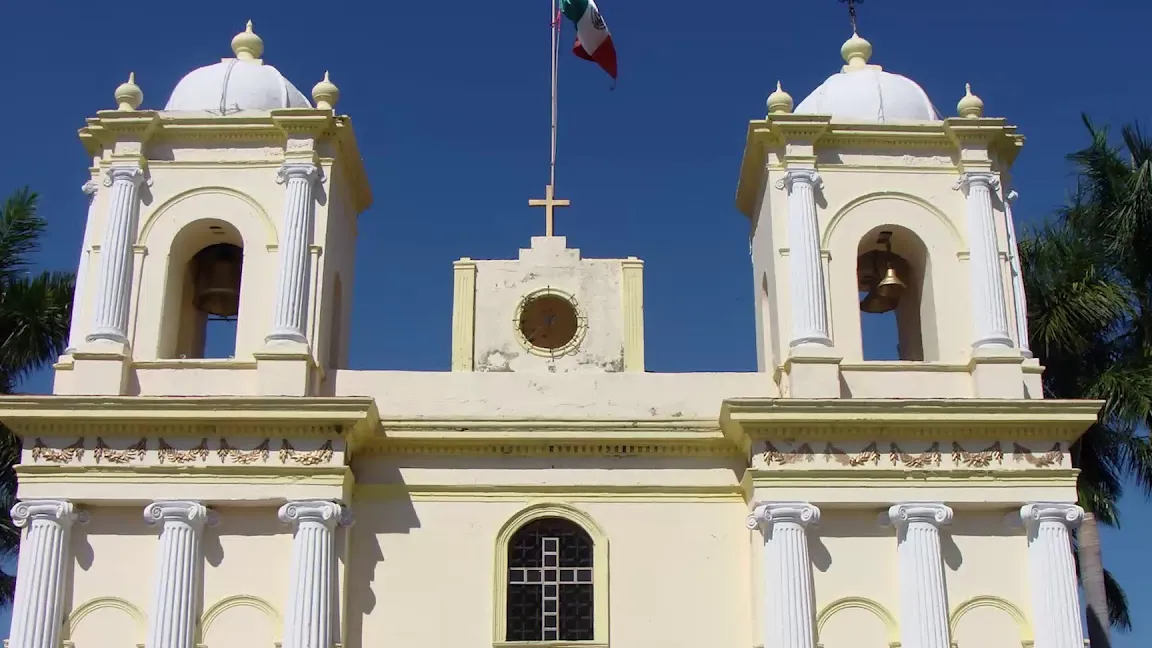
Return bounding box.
[506,518,596,642]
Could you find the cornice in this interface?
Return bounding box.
[355,483,743,502]
[721,398,1102,450]
[358,418,736,457]
[747,468,1078,486]
[0,395,378,439]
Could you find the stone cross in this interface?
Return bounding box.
[529,184,571,237]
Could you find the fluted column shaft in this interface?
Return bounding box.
[8,500,84,648]
[955,173,1012,349]
[1004,190,1031,356]
[1020,504,1085,648]
[267,163,323,345]
[88,165,147,345]
[279,500,352,648]
[887,503,953,648]
[144,501,215,648]
[66,182,99,353]
[776,170,831,348]
[747,502,820,648]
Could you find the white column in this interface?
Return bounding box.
[88,165,148,345]
[954,172,1012,349]
[887,503,953,648]
[267,163,323,345]
[775,169,832,348]
[746,502,820,648]
[8,500,84,648]
[144,501,215,648]
[1020,503,1085,648]
[1003,190,1031,357]
[66,181,99,353]
[279,500,352,648]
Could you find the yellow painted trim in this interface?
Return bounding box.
[948,595,1032,647]
[838,362,969,373]
[821,191,963,249]
[493,503,610,646]
[356,483,743,502]
[65,596,146,641]
[451,258,477,371]
[201,594,282,642]
[748,469,1078,487]
[816,596,900,647]
[17,464,350,484]
[134,359,258,370]
[138,186,277,247]
[621,257,645,372]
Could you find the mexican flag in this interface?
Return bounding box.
[559,0,617,80]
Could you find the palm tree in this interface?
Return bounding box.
[1021,116,1152,646]
[0,187,75,604]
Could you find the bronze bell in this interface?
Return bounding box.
[859,290,897,314]
[874,265,906,301]
[191,244,243,319]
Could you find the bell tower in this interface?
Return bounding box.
[56,22,371,397]
[735,33,1038,400]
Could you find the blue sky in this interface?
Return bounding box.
[0,0,1149,644]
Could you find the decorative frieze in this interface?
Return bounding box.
[754,440,1062,471]
[25,436,341,466]
[218,438,271,464]
[94,437,147,464]
[157,438,210,464]
[279,439,334,465]
[30,438,84,463]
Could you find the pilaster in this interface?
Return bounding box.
[747,502,820,648]
[8,500,85,648]
[279,500,352,648]
[1020,503,1085,648]
[886,503,953,648]
[144,501,215,648]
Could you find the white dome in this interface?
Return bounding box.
[793,33,940,124]
[165,59,311,112]
[163,21,311,113]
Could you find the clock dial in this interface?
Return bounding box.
[518,293,579,351]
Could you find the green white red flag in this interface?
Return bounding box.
[559,0,617,80]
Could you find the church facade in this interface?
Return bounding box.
[0,22,1098,648]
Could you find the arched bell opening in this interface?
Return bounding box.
[856,225,937,361]
[159,220,245,359]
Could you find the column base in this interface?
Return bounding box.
[255,347,315,397]
[783,347,843,398]
[69,340,132,395]
[968,346,1025,399]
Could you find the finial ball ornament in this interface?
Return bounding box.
[957,82,985,118]
[115,72,143,111]
[232,20,265,60]
[312,71,340,111]
[841,31,873,69]
[767,80,793,115]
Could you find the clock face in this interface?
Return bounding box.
[518,293,580,351]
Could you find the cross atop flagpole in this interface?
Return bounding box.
[529,0,571,237]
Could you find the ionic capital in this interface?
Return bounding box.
[746,501,821,529]
[103,165,149,188]
[82,180,99,196]
[774,168,822,192]
[1006,189,1019,203]
[278,500,353,529]
[886,502,954,528]
[11,500,86,528]
[144,501,216,529]
[953,171,1000,193]
[276,162,324,186]
[1020,503,1083,529]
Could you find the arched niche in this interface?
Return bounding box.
[815,596,900,648]
[65,596,146,648]
[158,219,245,359]
[824,192,968,363]
[949,595,1032,648]
[132,188,273,361]
[199,595,282,648]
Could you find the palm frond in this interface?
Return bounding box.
[0,270,75,388]
[0,188,44,283]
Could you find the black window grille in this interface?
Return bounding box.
[506,517,594,642]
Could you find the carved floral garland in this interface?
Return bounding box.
[157,438,210,464]
[31,437,84,463]
[217,438,271,464]
[94,437,147,464]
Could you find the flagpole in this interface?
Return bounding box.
[550,0,559,190]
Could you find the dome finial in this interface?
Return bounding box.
[840,31,873,70]
[767,80,793,115]
[957,82,984,118]
[114,72,143,111]
[232,19,264,61]
[312,71,340,111]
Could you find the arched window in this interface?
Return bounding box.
[855,226,937,361]
[494,504,608,646]
[159,220,244,359]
